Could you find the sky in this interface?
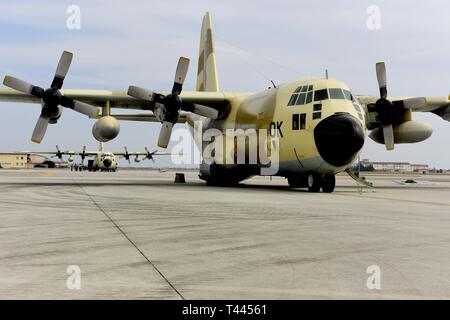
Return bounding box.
[0,0,449,168]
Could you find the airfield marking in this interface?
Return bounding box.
[72,178,185,300]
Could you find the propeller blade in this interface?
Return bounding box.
[3,76,35,94]
[158,121,174,148]
[144,147,156,163]
[31,116,50,143]
[60,97,98,117]
[51,51,73,89]
[192,104,218,119]
[182,101,218,119]
[402,97,426,110]
[127,86,155,101]
[123,147,131,163]
[382,124,395,151]
[72,100,98,117]
[376,62,387,99]
[172,57,190,94]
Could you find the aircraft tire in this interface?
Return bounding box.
[321,174,336,193]
[307,173,321,192]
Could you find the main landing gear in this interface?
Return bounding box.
[288,173,336,193]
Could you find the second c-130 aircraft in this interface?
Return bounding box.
[0,12,449,192]
[31,143,169,172]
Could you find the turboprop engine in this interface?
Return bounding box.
[92,116,120,142]
[369,121,432,145]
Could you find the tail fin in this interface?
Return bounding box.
[196,12,220,92]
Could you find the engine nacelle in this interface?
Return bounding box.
[92,116,120,142]
[369,121,432,145]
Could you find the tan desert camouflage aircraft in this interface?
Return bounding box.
[30,143,168,172]
[0,12,449,192]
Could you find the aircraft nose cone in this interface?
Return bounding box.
[103,159,112,168]
[314,113,365,167]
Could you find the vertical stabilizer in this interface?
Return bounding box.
[196,12,220,92]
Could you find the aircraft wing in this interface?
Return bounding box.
[357,95,450,121]
[107,113,188,123]
[114,151,173,156]
[27,150,99,156]
[0,88,229,111]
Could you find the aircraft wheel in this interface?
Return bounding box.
[321,174,336,193]
[307,173,321,192]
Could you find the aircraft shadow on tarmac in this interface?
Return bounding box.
[1,180,448,193]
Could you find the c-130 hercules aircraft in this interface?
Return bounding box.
[30,143,169,172]
[0,12,449,192]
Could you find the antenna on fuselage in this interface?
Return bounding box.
[270,80,277,88]
[325,69,329,79]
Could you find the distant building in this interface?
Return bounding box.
[411,164,429,174]
[0,153,68,169]
[0,153,30,168]
[359,159,429,173]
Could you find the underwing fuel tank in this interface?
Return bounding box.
[92,116,120,142]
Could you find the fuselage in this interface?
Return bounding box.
[93,151,118,171]
[192,78,366,181]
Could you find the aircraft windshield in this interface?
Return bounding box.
[288,86,355,105]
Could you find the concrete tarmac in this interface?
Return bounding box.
[1,169,450,299]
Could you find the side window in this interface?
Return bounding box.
[292,114,299,130]
[313,104,322,120]
[300,113,306,130]
[314,89,328,101]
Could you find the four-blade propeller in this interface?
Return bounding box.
[127,57,219,148]
[368,62,426,150]
[3,51,98,143]
[144,147,156,163]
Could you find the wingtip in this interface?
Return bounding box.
[63,50,74,57]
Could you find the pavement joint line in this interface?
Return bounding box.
[72,178,185,300]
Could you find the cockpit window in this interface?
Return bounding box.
[305,91,313,104]
[342,89,353,101]
[314,89,328,101]
[288,94,298,106]
[329,88,345,99]
[296,93,306,105]
[289,85,314,106]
